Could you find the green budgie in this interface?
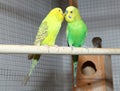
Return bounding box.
[23,7,64,85]
[65,6,88,86]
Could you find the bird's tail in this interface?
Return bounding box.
[72,55,78,87]
[22,59,39,86]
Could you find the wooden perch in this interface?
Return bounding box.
[0,44,119,55]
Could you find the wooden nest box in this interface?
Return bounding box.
[73,37,113,91]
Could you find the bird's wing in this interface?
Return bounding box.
[34,21,48,45]
[28,21,48,60]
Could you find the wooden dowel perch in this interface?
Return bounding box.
[0,44,119,55]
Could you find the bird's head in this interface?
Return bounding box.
[49,8,64,22]
[64,6,81,23]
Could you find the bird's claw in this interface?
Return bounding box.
[70,45,74,50]
[82,45,88,48]
[42,44,49,47]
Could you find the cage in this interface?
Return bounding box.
[0,0,120,91]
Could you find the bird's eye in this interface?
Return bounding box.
[58,9,61,12]
[70,11,73,13]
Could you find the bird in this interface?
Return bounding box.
[22,7,64,85]
[64,6,88,86]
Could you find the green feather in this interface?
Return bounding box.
[67,20,87,47]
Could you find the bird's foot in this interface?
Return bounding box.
[41,44,49,47]
[81,45,88,48]
[70,45,74,50]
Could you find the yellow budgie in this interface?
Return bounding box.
[23,7,64,85]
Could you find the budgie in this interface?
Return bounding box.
[23,7,64,85]
[65,6,88,86]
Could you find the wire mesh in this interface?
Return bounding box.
[0,0,120,91]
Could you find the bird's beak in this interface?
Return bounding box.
[63,13,66,17]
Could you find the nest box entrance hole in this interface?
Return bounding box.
[81,61,97,76]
